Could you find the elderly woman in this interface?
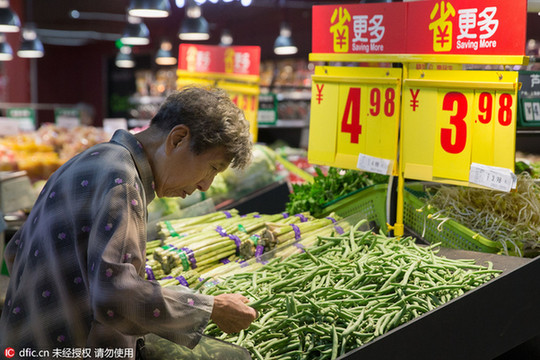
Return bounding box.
[0,87,257,358]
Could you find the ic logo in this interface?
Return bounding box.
[4,347,15,358]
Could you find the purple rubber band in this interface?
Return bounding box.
[176,276,189,287]
[145,265,156,281]
[223,211,232,218]
[239,260,248,268]
[291,224,302,240]
[282,212,289,218]
[228,234,242,255]
[295,243,305,252]
[255,244,264,257]
[254,214,261,218]
[295,214,308,222]
[182,247,197,269]
[335,226,345,235]
[326,216,337,223]
[215,225,228,237]
[220,258,230,264]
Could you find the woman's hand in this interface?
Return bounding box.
[210,293,258,334]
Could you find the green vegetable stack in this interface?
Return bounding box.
[145,210,344,288]
[286,167,388,216]
[203,220,500,359]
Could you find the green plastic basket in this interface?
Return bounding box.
[318,184,388,233]
[403,184,501,253]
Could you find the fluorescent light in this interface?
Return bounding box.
[0,5,20,33]
[178,4,210,41]
[18,27,44,58]
[155,40,177,65]
[116,46,135,68]
[274,23,297,55]
[121,19,150,46]
[128,0,170,18]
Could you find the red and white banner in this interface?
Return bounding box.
[407,0,526,55]
[312,0,526,56]
[178,44,260,76]
[312,3,407,55]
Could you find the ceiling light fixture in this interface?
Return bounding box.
[115,46,135,68]
[219,29,233,46]
[155,39,177,65]
[0,34,13,61]
[179,3,210,41]
[121,16,150,46]
[128,0,170,18]
[17,25,44,58]
[274,22,297,55]
[0,0,20,33]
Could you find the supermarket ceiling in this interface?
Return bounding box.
[21,0,540,57]
[25,0,361,58]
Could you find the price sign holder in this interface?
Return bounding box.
[308,0,528,237]
[401,68,519,185]
[177,44,261,142]
[308,66,402,176]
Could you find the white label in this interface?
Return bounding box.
[257,110,276,124]
[0,118,19,135]
[469,163,517,192]
[56,116,80,129]
[356,153,392,175]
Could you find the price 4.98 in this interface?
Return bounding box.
[341,87,396,144]
[440,91,513,154]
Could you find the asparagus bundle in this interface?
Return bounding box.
[260,213,342,251]
[157,209,240,238]
[152,212,295,274]
[146,210,346,289]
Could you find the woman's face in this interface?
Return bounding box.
[153,125,231,198]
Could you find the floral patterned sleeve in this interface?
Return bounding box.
[87,183,214,348]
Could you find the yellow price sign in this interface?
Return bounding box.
[308,66,401,175]
[402,69,518,185]
[218,81,259,143]
[229,92,259,141]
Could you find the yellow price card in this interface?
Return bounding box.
[217,81,260,143]
[308,66,401,175]
[402,69,518,185]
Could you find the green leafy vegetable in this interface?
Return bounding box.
[285,167,388,216]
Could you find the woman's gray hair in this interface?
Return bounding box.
[150,86,252,169]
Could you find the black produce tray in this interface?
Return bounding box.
[338,249,540,360]
[217,180,290,214]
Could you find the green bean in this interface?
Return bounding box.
[202,219,501,359]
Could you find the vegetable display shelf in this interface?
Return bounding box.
[338,249,539,360]
[318,182,502,254]
[318,184,389,234]
[402,184,501,253]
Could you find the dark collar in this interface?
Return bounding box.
[110,129,156,205]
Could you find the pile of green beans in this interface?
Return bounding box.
[202,220,501,360]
